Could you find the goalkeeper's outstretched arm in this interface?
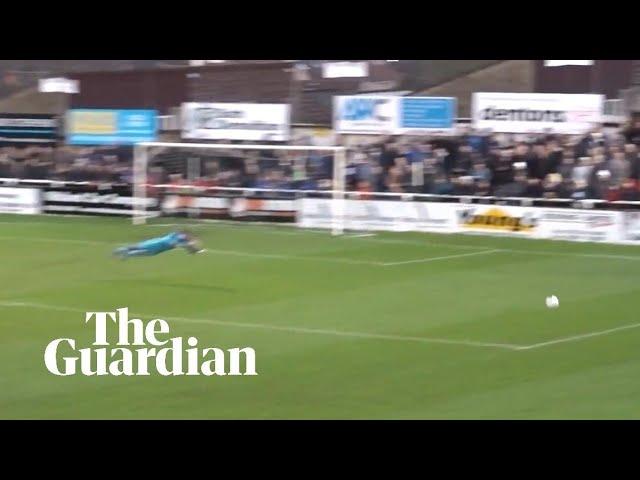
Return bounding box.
[184,241,200,254]
[182,238,205,254]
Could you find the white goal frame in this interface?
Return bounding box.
[133,142,348,234]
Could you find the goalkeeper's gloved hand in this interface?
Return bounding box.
[184,241,201,254]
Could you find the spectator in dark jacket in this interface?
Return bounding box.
[0,153,14,178]
[623,119,640,147]
[455,145,473,175]
[546,139,563,174]
[489,147,515,189]
[379,141,398,174]
[625,144,640,180]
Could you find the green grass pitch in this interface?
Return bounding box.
[2,213,640,419]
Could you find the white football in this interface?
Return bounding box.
[546,295,559,309]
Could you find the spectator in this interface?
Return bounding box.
[546,138,563,173]
[619,178,640,201]
[489,147,515,190]
[8,123,640,203]
[494,162,528,197]
[354,153,374,194]
[588,155,611,199]
[572,156,593,199]
[543,173,563,199]
[609,151,630,187]
[454,145,473,175]
[392,156,411,192]
[452,175,475,196]
[625,144,640,180]
[0,152,14,178]
[379,140,398,175]
[623,118,640,147]
[422,151,446,194]
[431,171,453,195]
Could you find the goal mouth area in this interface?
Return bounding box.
[132,142,348,234]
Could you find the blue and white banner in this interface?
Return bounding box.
[66,109,158,145]
[0,114,58,145]
[398,97,456,133]
[333,96,456,134]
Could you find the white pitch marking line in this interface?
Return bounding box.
[381,249,502,266]
[499,249,640,262]
[3,229,640,264]
[192,222,640,260]
[0,235,497,267]
[4,299,640,351]
[4,217,640,262]
[0,235,110,245]
[199,225,640,262]
[0,301,521,351]
[203,248,382,266]
[517,322,640,350]
[0,236,381,266]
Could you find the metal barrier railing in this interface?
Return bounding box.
[2,178,640,211]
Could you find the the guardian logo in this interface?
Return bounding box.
[44,308,257,377]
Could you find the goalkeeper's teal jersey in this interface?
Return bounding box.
[136,232,189,254]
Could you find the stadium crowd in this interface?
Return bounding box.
[153,121,640,201]
[0,145,133,183]
[3,120,640,201]
[338,124,640,201]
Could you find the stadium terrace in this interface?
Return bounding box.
[43,308,258,377]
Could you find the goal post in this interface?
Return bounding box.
[132,143,148,226]
[132,142,347,234]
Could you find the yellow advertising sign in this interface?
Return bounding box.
[460,207,537,232]
[68,111,117,135]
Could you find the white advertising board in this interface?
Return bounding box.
[298,199,626,244]
[0,187,41,214]
[298,198,458,233]
[182,102,290,141]
[472,92,604,134]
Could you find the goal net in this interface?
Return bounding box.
[132,142,348,234]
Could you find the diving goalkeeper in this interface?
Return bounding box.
[113,230,204,259]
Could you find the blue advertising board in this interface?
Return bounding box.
[399,97,456,130]
[66,109,158,145]
[334,96,456,134]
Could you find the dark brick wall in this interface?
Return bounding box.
[0,61,188,101]
[69,69,188,114]
[69,62,295,115]
[534,60,634,98]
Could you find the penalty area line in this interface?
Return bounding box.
[0,235,381,266]
[4,300,639,351]
[517,322,640,350]
[381,249,502,266]
[0,235,494,267]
